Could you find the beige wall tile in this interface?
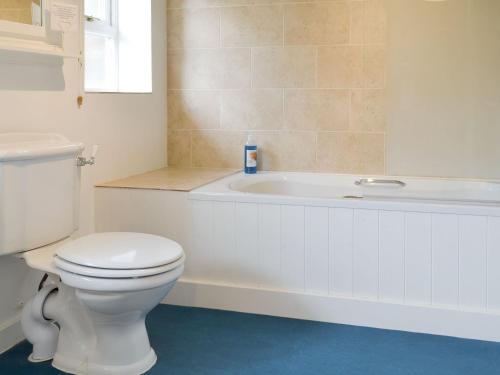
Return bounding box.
[254,131,317,171]
[166,0,388,175]
[318,46,364,88]
[252,47,317,88]
[350,89,386,132]
[251,131,280,171]
[365,0,387,44]
[285,89,349,131]
[221,5,283,47]
[168,90,220,130]
[221,89,283,130]
[348,0,386,44]
[168,130,192,167]
[285,2,349,45]
[364,45,385,88]
[168,49,251,89]
[317,132,385,174]
[167,8,220,49]
[349,0,365,44]
[192,130,245,168]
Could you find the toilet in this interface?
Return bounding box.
[0,133,185,375]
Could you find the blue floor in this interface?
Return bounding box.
[2,304,500,374]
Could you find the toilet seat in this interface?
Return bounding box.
[57,264,184,292]
[53,232,185,292]
[22,232,185,292]
[53,254,185,278]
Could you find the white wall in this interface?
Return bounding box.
[0,0,166,352]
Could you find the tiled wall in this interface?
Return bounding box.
[0,0,38,25]
[167,0,386,174]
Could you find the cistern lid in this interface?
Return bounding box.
[0,133,84,161]
[56,232,184,270]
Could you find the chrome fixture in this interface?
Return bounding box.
[355,179,406,188]
[77,145,99,167]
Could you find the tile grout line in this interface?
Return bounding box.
[166,43,386,52]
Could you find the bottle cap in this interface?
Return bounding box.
[246,134,256,145]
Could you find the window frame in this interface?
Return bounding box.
[84,0,119,93]
[83,0,153,94]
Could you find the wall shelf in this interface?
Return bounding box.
[0,36,80,59]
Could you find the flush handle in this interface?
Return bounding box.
[77,145,99,167]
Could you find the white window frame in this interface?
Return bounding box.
[84,0,119,92]
[84,0,153,94]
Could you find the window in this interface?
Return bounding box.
[84,0,152,93]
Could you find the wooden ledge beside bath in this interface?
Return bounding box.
[95,167,239,192]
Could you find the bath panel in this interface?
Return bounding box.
[185,200,495,313]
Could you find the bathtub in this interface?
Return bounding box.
[95,171,500,341]
[192,172,500,215]
[184,171,500,341]
[229,173,500,203]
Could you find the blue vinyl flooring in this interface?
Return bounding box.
[2,304,500,374]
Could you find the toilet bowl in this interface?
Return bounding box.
[21,232,185,375]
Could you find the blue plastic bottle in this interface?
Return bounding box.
[244,134,258,174]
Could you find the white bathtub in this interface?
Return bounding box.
[192,172,500,216]
[95,172,500,342]
[230,173,500,203]
[186,171,500,341]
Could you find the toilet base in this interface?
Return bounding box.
[28,353,53,363]
[52,348,157,375]
[23,281,172,375]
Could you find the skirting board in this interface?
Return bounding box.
[164,279,500,343]
[0,314,24,355]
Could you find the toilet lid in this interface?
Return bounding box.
[54,254,185,278]
[55,232,183,270]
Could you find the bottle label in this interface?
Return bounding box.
[246,149,257,168]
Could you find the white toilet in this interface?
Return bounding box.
[0,133,185,375]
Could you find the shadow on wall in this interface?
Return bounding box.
[0,50,65,91]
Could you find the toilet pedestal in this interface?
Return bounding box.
[24,279,178,375]
[68,282,176,375]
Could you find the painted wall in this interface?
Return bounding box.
[166,0,500,179]
[166,0,386,174]
[0,0,166,351]
[386,0,500,179]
